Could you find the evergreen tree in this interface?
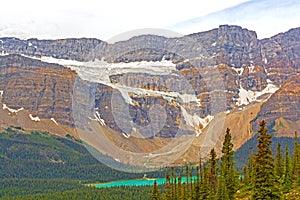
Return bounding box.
[171,167,175,199]
[247,147,254,186]
[185,166,190,199]
[208,148,218,198]
[283,142,292,191]
[164,173,171,200]
[177,175,182,200]
[243,165,249,185]
[220,128,238,198]
[251,120,280,200]
[292,131,300,182]
[200,165,210,199]
[216,175,230,200]
[274,142,283,179]
[151,180,160,200]
[192,166,201,200]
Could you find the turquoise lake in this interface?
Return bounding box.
[96,177,195,188]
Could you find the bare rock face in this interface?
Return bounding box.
[253,74,300,131]
[0,38,106,61]
[0,25,299,143]
[0,55,76,127]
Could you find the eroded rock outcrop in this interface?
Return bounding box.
[0,55,76,127]
[0,25,299,145]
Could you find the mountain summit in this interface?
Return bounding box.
[0,25,299,166]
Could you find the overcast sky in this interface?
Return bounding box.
[0,0,299,41]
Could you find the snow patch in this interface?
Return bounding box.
[28,56,176,104]
[248,65,255,73]
[232,67,244,75]
[28,42,32,47]
[264,58,268,64]
[162,95,175,102]
[94,111,106,126]
[29,114,40,122]
[0,90,3,97]
[178,94,201,106]
[39,56,83,66]
[111,85,201,108]
[35,56,176,81]
[236,82,279,106]
[0,51,8,56]
[51,118,58,125]
[118,88,134,105]
[122,132,130,138]
[180,107,214,136]
[3,104,24,113]
[263,66,268,74]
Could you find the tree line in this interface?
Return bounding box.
[151,120,300,199]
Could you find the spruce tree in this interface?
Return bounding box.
[274,142,283,179]
[292,131,300,182]
[171,167,175,199]
[216,175,230,200]
[193,166,201,200]
[200,165,210,199]
[208,148,218,198]
[283,142,292,191]
[247,147,254,186]
[177,175,182,199]
[164,173,171,199]
[220,128,237,198]
[185,166,190,199]
[243,165,249,184]
[151,180,160,200]
[252,120,280,200]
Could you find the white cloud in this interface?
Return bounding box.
[0,0,298,40]
[0,0,250,40]
[172,0,300,39]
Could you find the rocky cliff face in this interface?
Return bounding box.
[253,74,300,130]
[0,55,76,127]
[0,25,300,164]
[0,37,106,61]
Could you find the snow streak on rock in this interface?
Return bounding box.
[29,114,40,122]
[236,80,279,106]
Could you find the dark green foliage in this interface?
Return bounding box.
[151,180,160,200]
[0,179,85,198]
[156,122,300,199]
[216,175,230,200]
[292,131,300,183]
[283,143,292,191]
[251,120,280,199]
[219,128,238,198]
[2,124,300,199]
[208,148,217,196]
[234,135,299,171]
[1,186,152,200]
[242,165,249,184]
[274,143,283,179]
[200,165,210,199]
[0,129,167,198]
[0,129,166,182]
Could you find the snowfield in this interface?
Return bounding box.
[236,80,279,106]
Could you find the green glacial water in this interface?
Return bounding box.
[96,177,195,188]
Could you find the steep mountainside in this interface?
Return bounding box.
[0,25,299,164]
